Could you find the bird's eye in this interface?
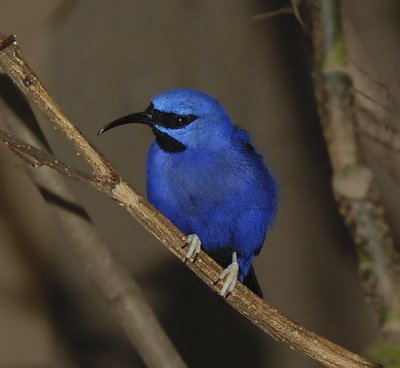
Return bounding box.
[161,114,196,129]
[150,107,197,129]
[174,116,186,128]
[180,115,196,126]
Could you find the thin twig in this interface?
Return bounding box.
[0,129,96,185]
[356,110,400,155]
[0,78,186,368]
[251,6,293,21]
[251,1,307,31]
[353,87,399,117]
[0,34,381,368]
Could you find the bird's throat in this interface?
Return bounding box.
[152,128,186,153]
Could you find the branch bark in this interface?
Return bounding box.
[308,0,400,345]
[0,75,186,368]
[0,34,382,368]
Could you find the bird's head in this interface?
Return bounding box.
[98,89,233,152]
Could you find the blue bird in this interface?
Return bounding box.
[99,89,278,297]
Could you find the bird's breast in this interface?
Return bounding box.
[146,142,277,250]
[150,146,267,214]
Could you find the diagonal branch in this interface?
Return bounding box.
[0,34,381,368]
[0,35,114,177]
[0,77,186,368]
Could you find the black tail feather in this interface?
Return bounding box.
[243,265,263,298]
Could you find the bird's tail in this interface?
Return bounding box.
[243,265,263,298]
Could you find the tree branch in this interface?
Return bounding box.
[308,0,400,344]
[0,76,186,368]
[0,34,381,368]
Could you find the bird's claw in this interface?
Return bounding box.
[183,234,201,262]
[218,252,239,297]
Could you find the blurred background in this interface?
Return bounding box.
[1,0,400,367]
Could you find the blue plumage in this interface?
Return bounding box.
[99,89,278,297]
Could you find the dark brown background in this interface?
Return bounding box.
[1,1,399,367]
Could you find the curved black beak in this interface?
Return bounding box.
[98,112,153,135]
